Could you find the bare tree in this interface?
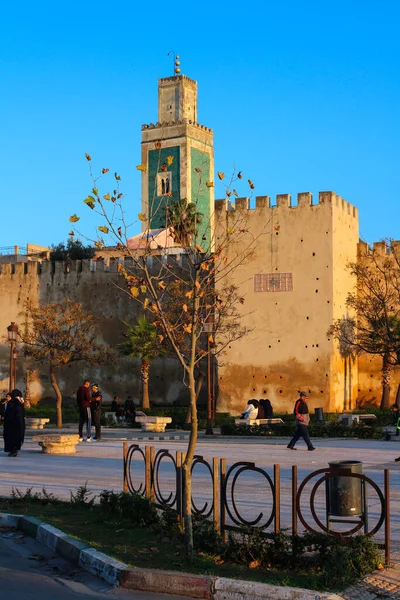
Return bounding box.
[72,155,267,560]
[20,299,115,426]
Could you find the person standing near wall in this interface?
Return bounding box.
[287,391,315,451]
[77,379,92,442]
[90,383,102,441]
[3,389,25,457]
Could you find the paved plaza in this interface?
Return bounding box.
[0,432,399,539]
[2,432,400,599]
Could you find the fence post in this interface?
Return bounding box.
[220,458,226,541]
[123,442,129,493]
[145,446,152,499]
[274,464,280,534]
[176,451,183,521]
[292,465,297,536]
[150,446,156,503]
[213,457,220,532]
[385,469,390,566]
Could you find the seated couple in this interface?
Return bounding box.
[240,399,273,420]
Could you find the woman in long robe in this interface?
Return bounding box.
[3,388,24,457]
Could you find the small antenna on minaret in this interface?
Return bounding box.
[167,51,181,75]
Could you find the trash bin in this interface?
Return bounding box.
[328,460,362,517]
[315,407,324,422]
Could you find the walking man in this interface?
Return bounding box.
[90,383,102,441]
[77,379,92,442]
[287,391,315,451]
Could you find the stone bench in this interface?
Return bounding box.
[135,416,172,433]
[25,418,50,430]
[33,433,80,455]
[338,413,377,426]
[235,418,284,427]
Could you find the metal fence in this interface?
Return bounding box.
[123,443,390,564]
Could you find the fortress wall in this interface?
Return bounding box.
[330,193,359,410]
[0,259,190,406]
[214,191,359,414]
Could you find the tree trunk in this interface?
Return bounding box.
[182,370,197,562]
[141,359,150,409]
[50,364,63,428]
[380,354,392,410]
[185,369,205,425]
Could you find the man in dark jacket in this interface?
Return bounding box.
[90,383,102,441]
[287,391,315,451]
[77,379,92,442]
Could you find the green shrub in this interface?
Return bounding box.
[99,490,160,527]
[220,421,383,439]
[70,482,96,507]
[26,405,79,424]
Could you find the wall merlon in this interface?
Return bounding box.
[54,261,64,274]
[297,192,312,207]
[14,263,24,275]
[81,260,91,273]
[373,241,388,255]
[319,191,336,205]
[255,196,270,208]
[357,242,369,257]
[27,262,38,275]
[41,262,51,274]
[1,264,11,275]
[215,199,229,212]
[109,259,119,273]
[276,194,291,208]
[95,260,106,272]
[235,197,250,211]
[391,241,400,253]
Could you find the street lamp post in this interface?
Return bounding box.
[7,322,18,392]
[203,316,214,435]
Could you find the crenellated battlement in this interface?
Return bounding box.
[215,191,358,217]
[158,74,197,86]
[358,240,400,257]
[142,120,213,133]
[0,254,188,279]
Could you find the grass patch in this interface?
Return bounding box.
[0,488,382,592]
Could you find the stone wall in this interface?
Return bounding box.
[0,259,193,406]
[214,191,359,415]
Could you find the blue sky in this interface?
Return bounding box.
[1,0,399,250]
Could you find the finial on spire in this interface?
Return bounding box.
[167,51,181,75]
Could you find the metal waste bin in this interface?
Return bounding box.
[328,460,363,517]
[315,407,324,422]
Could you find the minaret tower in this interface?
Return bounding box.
[140,56,214,248]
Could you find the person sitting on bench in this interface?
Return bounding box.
[240,400,259,420]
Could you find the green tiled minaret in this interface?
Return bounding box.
[140,70,214,249]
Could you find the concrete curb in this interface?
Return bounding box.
[119,568,213,598]
[212,578,343,599]
[0,512,345,599]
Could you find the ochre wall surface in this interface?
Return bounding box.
[214,191,359,415]
[0,259,194,406]
[1,216,398,413]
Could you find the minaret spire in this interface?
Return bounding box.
[167,51,181,75]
